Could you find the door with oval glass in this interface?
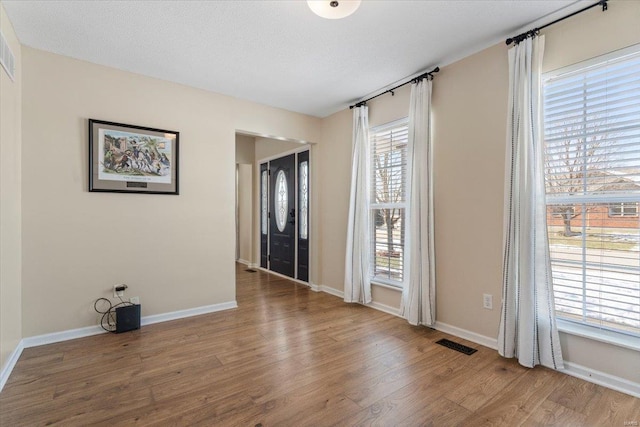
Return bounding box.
[269,154,296,278]
[261,151,310,280]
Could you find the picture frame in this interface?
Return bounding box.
[89,119,179,195]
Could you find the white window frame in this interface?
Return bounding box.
[542,44,640,349]
[370,118,409,288]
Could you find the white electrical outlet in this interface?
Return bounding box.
[113,284,126,298]
[483,294,493,310]
[130,296,140,305]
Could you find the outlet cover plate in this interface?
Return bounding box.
[483,294,493,310]
[113,285,124,298]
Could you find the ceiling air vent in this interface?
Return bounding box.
[0,30,16,81]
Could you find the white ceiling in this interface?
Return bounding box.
[3,0,580,118]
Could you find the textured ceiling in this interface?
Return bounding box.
[3,0,579,117]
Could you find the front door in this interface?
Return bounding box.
[269,154,296,278]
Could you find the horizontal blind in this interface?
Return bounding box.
[543,47,640,336]
[371,120,408,284]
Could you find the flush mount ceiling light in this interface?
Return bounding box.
[307,0,362,19]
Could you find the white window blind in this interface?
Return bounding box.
[370,119,408,285]
[543,45,640,337]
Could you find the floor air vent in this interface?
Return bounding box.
[245,269,257,273]
[435,338,477,355]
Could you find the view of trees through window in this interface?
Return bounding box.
[543,47,640,336]
[371,120,408,284]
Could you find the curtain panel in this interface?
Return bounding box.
[401,77,436,326]
[344,106,372,304]
[499,35,564,369]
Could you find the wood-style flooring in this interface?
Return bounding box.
[0,264,638,426]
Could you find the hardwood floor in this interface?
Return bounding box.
[1,264,638,426]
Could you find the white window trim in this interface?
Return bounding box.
[371,277,404,290]
[557,319,640,352]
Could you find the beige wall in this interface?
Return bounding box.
[237,164,253,263]
[317,108,351,290]
[255,137,303,162]
[236,134,255,264]
[20,47,320,336]
[235,134,255,165]
[318,0,640,384]
[0,2,22,371]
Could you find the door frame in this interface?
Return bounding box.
[257,144,312,283]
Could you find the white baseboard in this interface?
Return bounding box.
[562,361,640,398]
[1,300,237,392]
[433,321,499,350]
[22,325,105,348]
[22,300,238,348]
[319,284,343,298]
[317,284,401,317]
[431,322,640,398]
[140,301,237,326]
[367,301,401,317]
[236,259,252,266]
[0,340,24,392]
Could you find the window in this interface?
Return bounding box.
[261,170,268,235]
[299,161,309,239]
[275,170,288,232]
[609,202,638,217]
[370,119,408,285]
[543,45,640,337]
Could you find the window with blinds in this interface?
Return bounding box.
[543,45,640,337]
[370,119,408,286]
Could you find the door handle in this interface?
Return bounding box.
[288,208,295,225]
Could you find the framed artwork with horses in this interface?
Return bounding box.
[89,119,179,195]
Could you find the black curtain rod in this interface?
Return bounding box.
[349,66,439,109]
[506,0,607,46]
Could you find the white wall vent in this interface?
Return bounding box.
[0,30,16,81]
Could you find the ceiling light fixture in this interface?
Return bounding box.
[307,0,361,19]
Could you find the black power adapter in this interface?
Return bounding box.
[115,304,141,333]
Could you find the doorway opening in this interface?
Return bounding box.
[235,133,311,283]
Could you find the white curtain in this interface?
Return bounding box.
[344,106,372,304]
[401,77,435,326]
[498,35,564,369]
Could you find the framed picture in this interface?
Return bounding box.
[89,119,179,195]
